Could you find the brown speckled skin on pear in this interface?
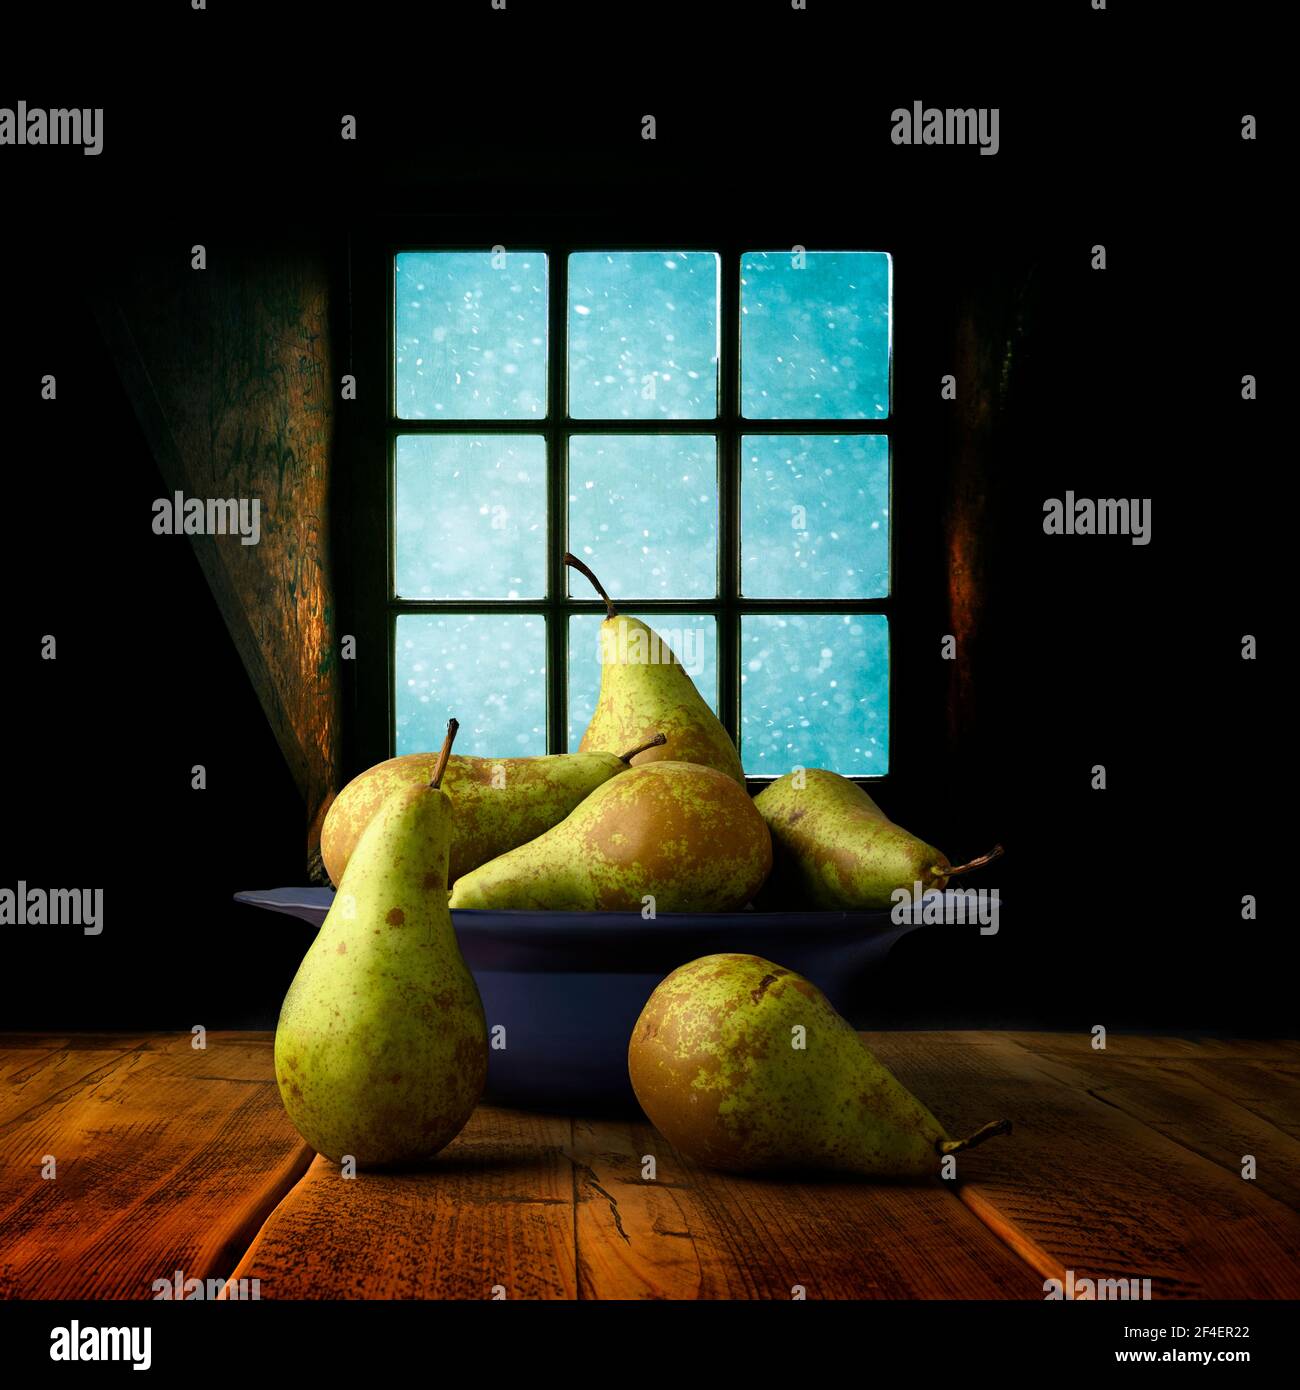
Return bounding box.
[755,769,951,910]
[450,762,771,913]
[276,783,487,1167]
[628,954,953,1178]
[320,749,633,888]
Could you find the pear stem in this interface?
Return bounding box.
[564,552,619,618]
[936,844,1005,879]
[618,732,667,763]
[429,719,459,791]
[939,1118,1012,1156]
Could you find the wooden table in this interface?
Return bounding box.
[2,1032,1297,1300]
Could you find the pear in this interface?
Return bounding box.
[450,761,771,912]
[275,720,487,1167]
[321,733,667,889]
[754,768,1003,910]
[628,953,1010,1178]
[566,553,746,785]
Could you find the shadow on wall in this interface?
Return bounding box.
[97,244,342,874]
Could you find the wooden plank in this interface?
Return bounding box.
[228,1107,576,1299]
[0,1035,165,1116]
[995,1035,1300,1213]
[865,1032,1300,1299]
[569,1116,1041,1300]
[989,1030,1300,1064]
[1176,1061,1300,1143]
[6,1031,1296,1301]
[0,1033,312,1299]
[995,1032,1300,1134]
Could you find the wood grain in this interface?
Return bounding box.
[0,1033,312,1299]
[0,1034,142,1096]
[865,1031,1300,1299]
[569,1116,1040,1299]
[3,1031,1298,1300]
[993,1033,1300,1212]
[227,1107,576,1299]
[999,1032,1300,1063]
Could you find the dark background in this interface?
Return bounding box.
[0,7,1276,1033]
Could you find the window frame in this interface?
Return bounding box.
[356,236,896,787]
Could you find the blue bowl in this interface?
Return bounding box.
[237,887,920,1113]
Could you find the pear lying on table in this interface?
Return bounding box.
[754,768,1002,910]
[321,733,667,888]
[628,953,1010,1178]
[566,552,745,785]
[276,721,487,1167]
[450,760,771,913]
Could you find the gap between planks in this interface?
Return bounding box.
[224,1030,1300,1299]
[867,1031,1300,1299]
[12,1032,1293,1300]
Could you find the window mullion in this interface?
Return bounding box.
[544,246,571,754]
[719,245,741,744]
[384,240,891,779]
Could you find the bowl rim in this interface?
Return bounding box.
[235,887,914,940]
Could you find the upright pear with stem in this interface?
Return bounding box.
[275,720,487,1167]
[566,552,745,784]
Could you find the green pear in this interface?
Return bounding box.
[628,953,1009,1178]
[276,721,487,1167]
[321,733,667,889]
[566,553,745,785]
[450,760,771,912]
[754,769,1002,910]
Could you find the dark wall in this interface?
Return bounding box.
[2,270,312,1027]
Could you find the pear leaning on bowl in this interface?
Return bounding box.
[628,953,1009,1178]
[755,768,1002,910]
[566,552,746,785]
[276,721,487,1167]
[321,733,666,889]
[450,760,772,913]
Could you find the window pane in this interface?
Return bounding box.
[395,613,546,756]
[740,251,891,419]
[395,251,547,419]
[568,251,719,419]
[741,434,889,598]
[568,613,718,750]
[740,614,888,775]
[567,435,717,598]
[394,434,546,599]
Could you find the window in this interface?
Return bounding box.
[386,247,892,778]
